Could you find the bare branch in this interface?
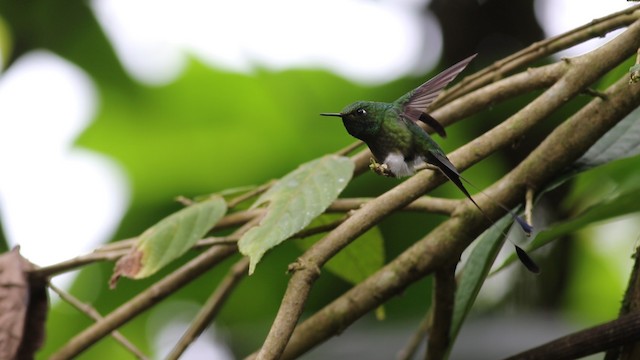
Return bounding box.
[606,245,640,359]
[504,312,640,360]
[439,4,640,102]
[227,181,275,209]
[48,284,148,359]
[166,257,249,360]
[49,218,260,359]
[396,309,431,360]
[425,263,456,360]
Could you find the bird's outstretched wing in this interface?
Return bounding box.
[398,53,477,138]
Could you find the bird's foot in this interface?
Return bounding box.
[369,158,393,177]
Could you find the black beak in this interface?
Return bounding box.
[320,113,343,117]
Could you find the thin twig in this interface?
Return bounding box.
[48,283,148,360]
[526,187,534,228]
[396,309,431,360]
[227,181,275,209]
[438,4,640,103]
[346,6,640,177]
[32,207,331,279]
[49,218,260,359]
[195,236,241,247]
[291,218,346,240]
[34,249,130,278]
[32,209,264,278]
[336,140,365,157]
[166,257,250,359]
[94,237,137,252]
[35,195,445,279]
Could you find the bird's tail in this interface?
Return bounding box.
[429,153,539,273]
[458,175,539,274]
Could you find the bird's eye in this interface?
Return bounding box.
[355,108,367,116]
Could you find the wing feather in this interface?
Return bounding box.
[400,54,477,137]
[402,53,477,113]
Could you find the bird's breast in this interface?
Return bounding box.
[383,152,415,178]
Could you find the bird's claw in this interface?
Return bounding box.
[369,158,393,177]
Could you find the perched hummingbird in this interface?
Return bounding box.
[321,54,539,273]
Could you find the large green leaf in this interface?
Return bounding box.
[238,155,354,274]
[326,225,385,285]
[540,105,640,195]
[110,195,227,286]
[448,214,512,350]
[296,214,385,285]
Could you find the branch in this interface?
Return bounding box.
[503,312,640,360]
[34,195,452,279]
[166,257,249,360]
[396,309,431,360]
[48,218,261,359]
[348,5,640,176]
[250,18,640,357]
[48,284,148,359]
[425,263,456,360]
[34,249,129,278]
[605,245,640,359]
[439,4,640,102]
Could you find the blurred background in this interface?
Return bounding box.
[0,0,639,359]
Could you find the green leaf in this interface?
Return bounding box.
[238,155,354,274]
[296,214,385,285]
[0,15,11,69]
[494,107,640,271]
[326,225,385,285]
[541,105,640,194]
[449,215,511,350]
[110,195,227,286]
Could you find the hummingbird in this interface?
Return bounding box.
[321,54,539,273]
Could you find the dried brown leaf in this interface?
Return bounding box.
[109,249,143,289]
[0,247,48,359]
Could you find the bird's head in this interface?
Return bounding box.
[321,101,386,141]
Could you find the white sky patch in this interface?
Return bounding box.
[585,214,640,282]
[0,51,129,269]
[534,0,636,58]
[91,0,440,85]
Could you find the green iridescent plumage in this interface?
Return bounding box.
[322,54,539,273]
